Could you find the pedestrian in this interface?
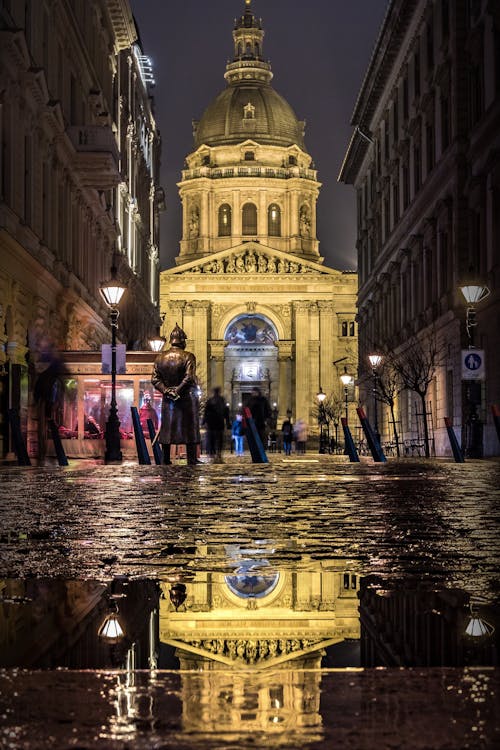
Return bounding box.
[139,392,158,436]
[231,413,245,456]
[202,386,230,461]
[151,323,201,465]
[282,416,293,455]
[247,386,271,447]
[294,418,308,454]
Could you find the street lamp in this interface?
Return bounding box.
[149,328,166,353]
[459,282,490,458]
[368,353,383,444]
[98,599,125,642]
[100,268,127,463]
[316,387,327,453]
[340,367,352,422]
[459,283,490,347]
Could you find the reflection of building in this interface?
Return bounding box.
[160,1,357,429]
[0,578,159,669]
[339,0,500,456]
[159,553,360,735]
[359,577,498,667]
[0,1,163,459]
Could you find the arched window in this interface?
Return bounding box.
[242,203,257,235]
[218,204,231,236]
[244,151,255,160]
[341,321,348,337]
[268,204,281,236]
[349,321,355,336]
[255,42,260,57]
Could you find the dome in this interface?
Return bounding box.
[194,82,306,151]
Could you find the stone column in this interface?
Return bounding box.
[318,301,335,393]
[200,192,209,251]
[293,301,311,423]
[192,301,210,391]
[276,340,294,421]
[233,189,241,238]
[208,340,228,393]
[258,189,266,238]
[309,340,320,429]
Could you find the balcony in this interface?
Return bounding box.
[67,125,120,190]
[181,165,317,182]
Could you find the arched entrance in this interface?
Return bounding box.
[224,314,279,419]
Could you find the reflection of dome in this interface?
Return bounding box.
[195,85,306,150]
[225,559,279,599]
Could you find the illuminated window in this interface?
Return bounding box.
[218,203,232,236]
[268,203,281,236]
[242,202,257,235]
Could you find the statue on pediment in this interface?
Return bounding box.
[235,254,245,273]
[245,251,257,272]
[226,255,236,273]
[257,253,268,272]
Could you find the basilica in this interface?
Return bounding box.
[159,0,357,428]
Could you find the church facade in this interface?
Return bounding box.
[159,0,357,429]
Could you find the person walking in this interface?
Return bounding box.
[294,418,308,454]
[202,387,229,461]
[151,323,200,465]
[231,413,245,456]
[139,392,158,436]
[247,387,271,447]
[281,416,293,455]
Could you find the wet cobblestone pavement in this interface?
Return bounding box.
[1,455,499,748]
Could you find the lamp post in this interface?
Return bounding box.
[368,353,383,444]
[316,387,326,453]
[340,367,352,422]
[459,282,490,458]
[100,269,126,463]
[149,329,166,353]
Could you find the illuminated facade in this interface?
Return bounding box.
[160,0,358,430]
[339,0,500,456]
[0,0,163,458]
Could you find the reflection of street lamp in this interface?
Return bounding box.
[317,387,326,453]
[100,268,127,463]
[368,353,383,444]
[459,282,490,458]
[340,367,352,422]
[98,599,125,642]
[465,604,495,637]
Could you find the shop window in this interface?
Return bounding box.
[83,379,134,439]
[242,202,257,235]
[218,203,232,236]
[57,378,78,438]
[268,203,281,236]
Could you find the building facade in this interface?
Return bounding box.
[339,0,500,457]
[0,0,163,458]
[160,0,358,434]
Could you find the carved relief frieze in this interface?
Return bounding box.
[182,637,325,665]
[188,248,317,275]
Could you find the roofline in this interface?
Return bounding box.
[338,0,420,184]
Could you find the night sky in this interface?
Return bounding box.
[130,0,388,272]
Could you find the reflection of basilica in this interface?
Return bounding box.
[159,0,357,425]
[159,555,360,735]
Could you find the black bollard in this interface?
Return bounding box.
[48,419,69,466]
[130,407,151,465]
[243,407,269,463]
[340,417,360,462]
[492,405,500,447]
[444,417,465,463]
[147,418,163,465]
[7,409,31,466]
[356,407,387,462]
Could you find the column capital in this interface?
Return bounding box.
[209,340,228,360]
[275,340,294,360]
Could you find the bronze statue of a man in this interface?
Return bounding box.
[151,323,200,465]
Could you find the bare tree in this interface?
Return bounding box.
[376,361,403,457]
[386,330,441,458]
[311,393,344,450]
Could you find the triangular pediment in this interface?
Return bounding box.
[164,243,345,278]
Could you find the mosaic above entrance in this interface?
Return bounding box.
[225,316,277,344]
